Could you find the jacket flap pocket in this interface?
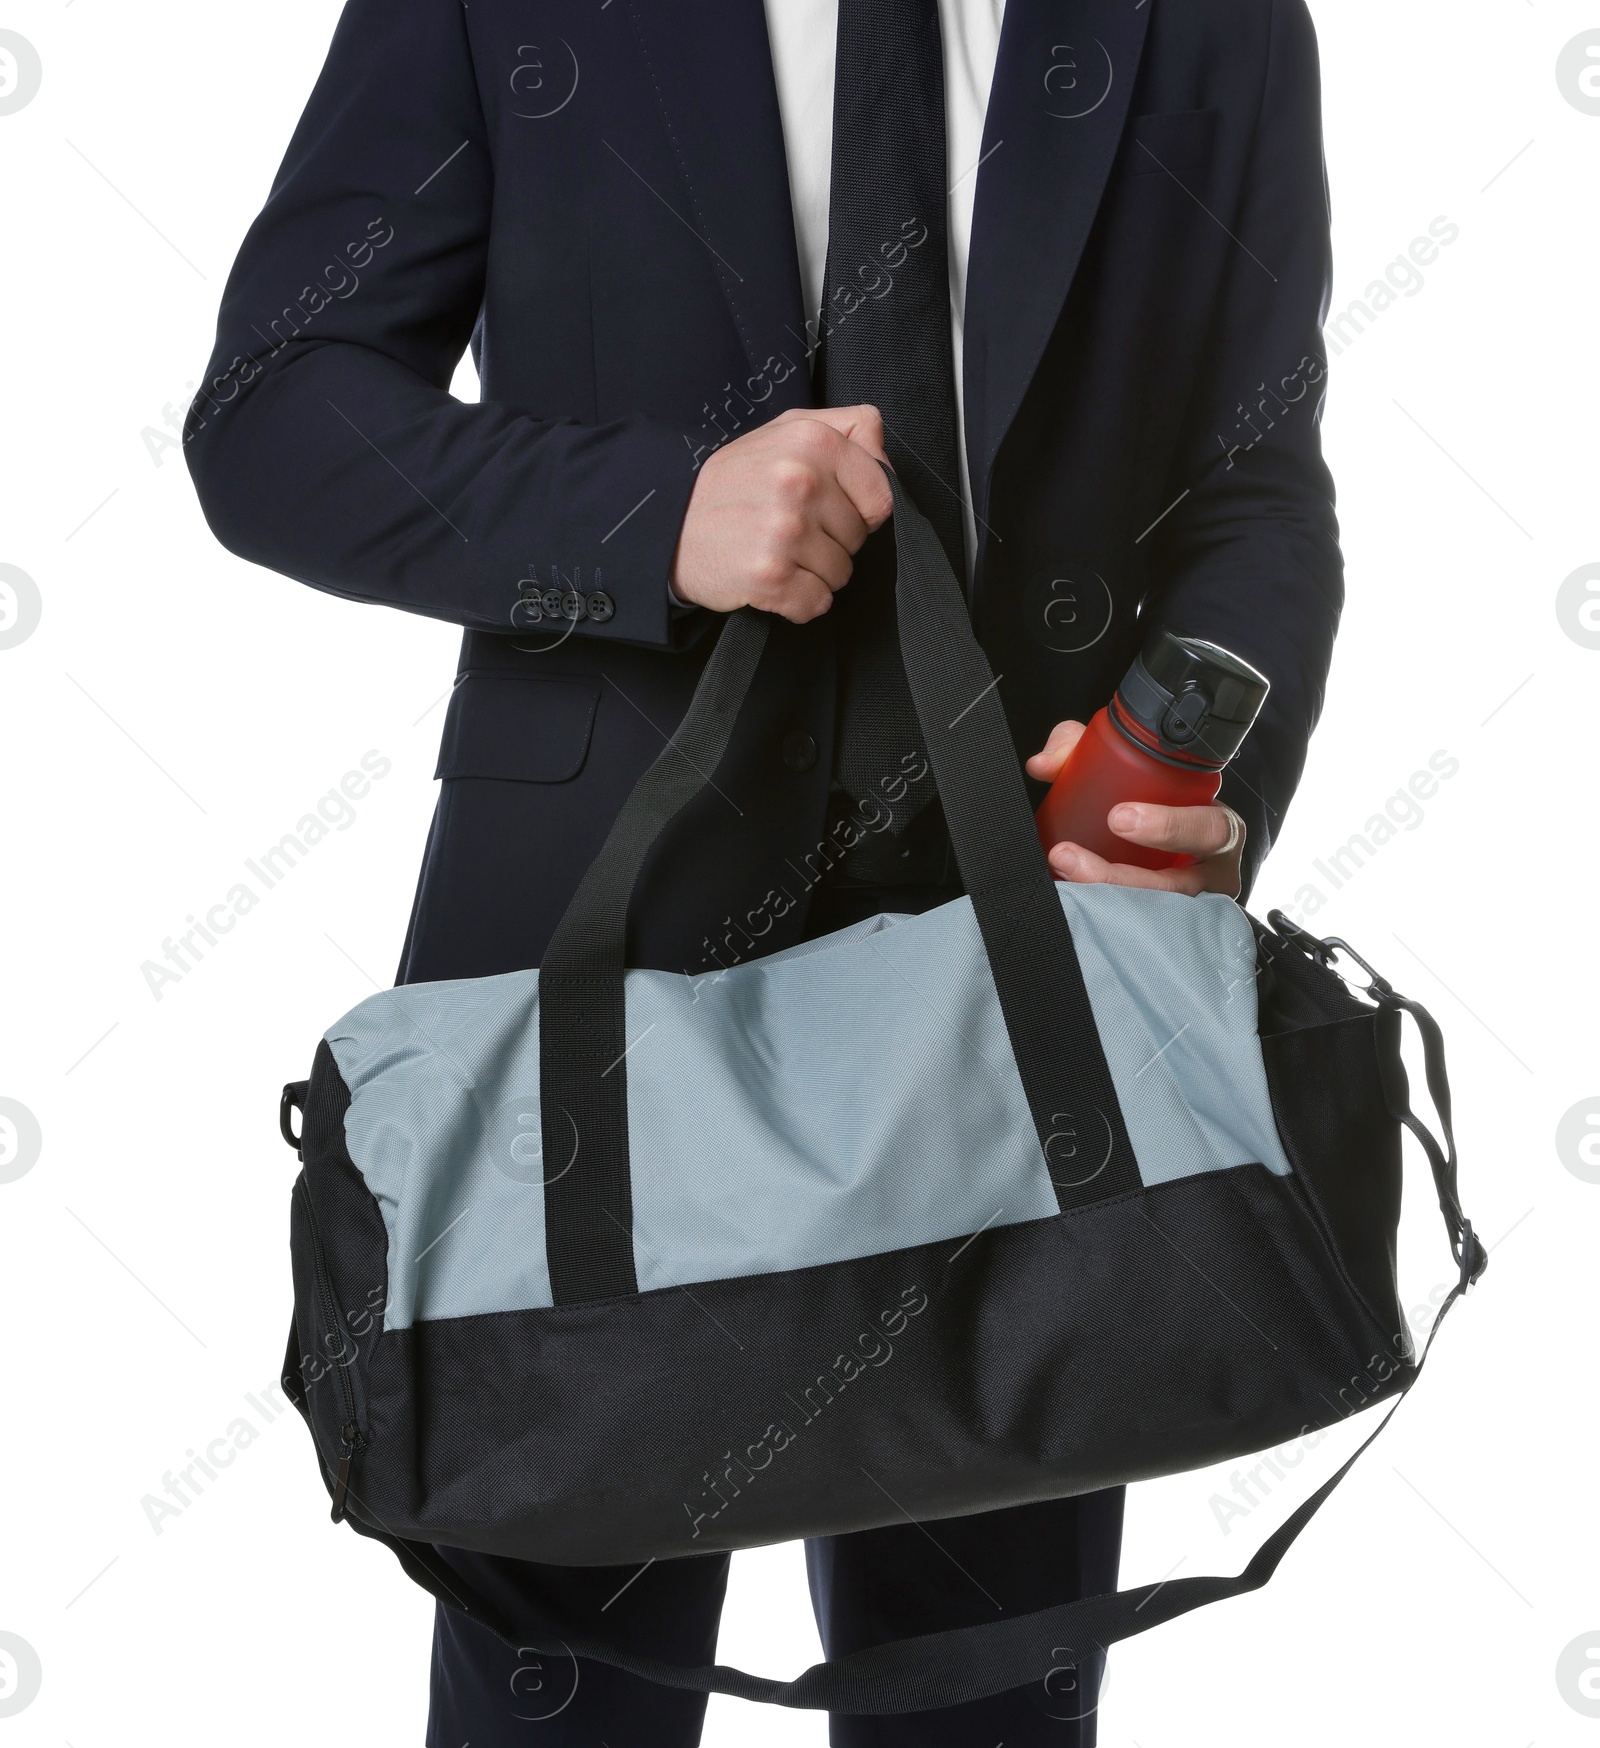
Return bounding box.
[1118,108,1219,179]
[435,673,601,784]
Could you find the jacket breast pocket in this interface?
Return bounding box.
[1116,108,1219,182]
[434,672,601,784]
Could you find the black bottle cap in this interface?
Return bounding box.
[1114,630,1270,770]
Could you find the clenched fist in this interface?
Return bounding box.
[669,405,895,621]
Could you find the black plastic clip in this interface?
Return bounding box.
[1316,935,1395,1003]
[1267,912,1396,1002]
[1265,908,1333,967]
[280,1080,309,1160]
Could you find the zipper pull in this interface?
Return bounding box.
[330,1422,359,1522]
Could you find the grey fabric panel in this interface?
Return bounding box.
[623,901,1056,1297]
[327,974,554,1328]
[1061,888,1291,1190]
[324,887,1291,1330]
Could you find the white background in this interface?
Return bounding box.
[2,0,1597,1741]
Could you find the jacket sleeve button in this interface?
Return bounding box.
[560,589,586,620]
[586,590,615,623]
[541,587,564,618]
[780,730,818,772]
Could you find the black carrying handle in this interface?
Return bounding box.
[536,603,773,1302]
[537,469,1141,1304]
[279,1080,308,1159]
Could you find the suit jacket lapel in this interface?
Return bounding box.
[964,0,1152,544]
[623,0,811,412]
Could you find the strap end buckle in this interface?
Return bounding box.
[1456,1218,1488,1292]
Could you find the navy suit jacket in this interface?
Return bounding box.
[187,0,1342,986]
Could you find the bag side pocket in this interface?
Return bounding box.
[287,1039,390,1519]
[1261,1008,1409,1362]
[289,1172,365,1519]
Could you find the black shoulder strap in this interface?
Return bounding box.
[1267,915,1488,1291]
[538,469,1139,1305]
[379,1304,1459,1714]
[348,969,1482,1715]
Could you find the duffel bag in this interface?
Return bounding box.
[276,472,1486,1714]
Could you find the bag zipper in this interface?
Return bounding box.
[296,1175,363,1521]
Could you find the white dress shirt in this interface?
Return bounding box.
[763,0,1007,571]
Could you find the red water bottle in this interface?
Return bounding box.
[1035,631,1269,872]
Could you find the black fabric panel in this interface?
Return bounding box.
[1255,918,1484,1294]
[303,1040,390,1329]
[285,1176,337,1475]
[1262,1009,1407,1355]
[886,468,1140,1210]
[286,1041,390,1484]
[332,1163,1406,1570]
[538,608,772,1303]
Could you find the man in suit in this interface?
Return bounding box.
[188,0,1341,1740]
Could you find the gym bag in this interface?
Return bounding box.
[276,473,1486,1714]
